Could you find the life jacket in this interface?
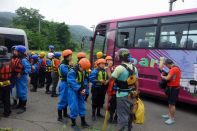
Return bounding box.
[115,64,137,91]
[73,67,85,89]
[40,58,46,69]
[95,68,107,86]
[0,61,12,87]
[107,66,116,95]
[58,63,70,81]
[52,58,60,72]
[12,58,23,73]
[46,59,52,72]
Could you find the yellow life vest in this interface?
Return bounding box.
[97,69,107,81]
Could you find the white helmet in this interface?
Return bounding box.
[47,52,54,59]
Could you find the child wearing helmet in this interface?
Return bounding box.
[30,54,40,92]
[76,52,89,101]
[38,51,46,88]
[105,55,117,123]
[94,51,104,68]
[57,49,73,122]
[51,52,61,97]
[67,58,91,129]
[15,45,31,114]
[45,52,54,94]
[89,58,109,121]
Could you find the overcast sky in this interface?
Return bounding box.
[1,0,197,29]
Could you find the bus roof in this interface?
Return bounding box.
[99,8,197,24]
[0,27,26,36]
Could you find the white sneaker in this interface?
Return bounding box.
[165,118,175,125]
[162,114,169,119]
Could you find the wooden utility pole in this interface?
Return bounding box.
[169,0,184,11]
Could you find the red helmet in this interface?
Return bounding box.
[79,58,91,70]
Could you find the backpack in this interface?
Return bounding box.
[121,64,137,86]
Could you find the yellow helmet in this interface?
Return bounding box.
[31,51,35,55]
[96,51,103,59]
[40,51,46,58]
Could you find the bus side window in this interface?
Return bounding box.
[188,23,197,49]
[134,26,156,48]
[117,28,134,48]
[159,24,189,49]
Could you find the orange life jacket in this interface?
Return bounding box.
[0,62,12,82]
[41,58,46,68]
[12,58,23,73]
[52,58,60,72]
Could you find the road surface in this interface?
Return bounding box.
[0,88,197,131]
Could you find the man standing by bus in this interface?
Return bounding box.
[111,48,139,131]
[161,59,181,125]
[0,46,12,117]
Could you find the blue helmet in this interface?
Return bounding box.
[54,52,61,58]
[31,54,38,60]
[15,45,26,54]
[49,45,55,49]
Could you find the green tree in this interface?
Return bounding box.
[12,7,76,51]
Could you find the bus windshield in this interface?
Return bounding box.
[92,27,107,63]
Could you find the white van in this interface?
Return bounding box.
[0,27,28,52]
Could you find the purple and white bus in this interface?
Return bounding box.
[90,8,197,105]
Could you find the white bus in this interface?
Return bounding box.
[0,27,28,52]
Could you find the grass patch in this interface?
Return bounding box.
[30,50,90,64]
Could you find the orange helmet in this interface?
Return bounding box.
[97,58,106,65]
[77,52,86,59]
[62,49,72,57]
[105,56,113,61]
[79,58,91,70]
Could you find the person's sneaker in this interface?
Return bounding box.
[162,114,169,119]
[165,118,175,125]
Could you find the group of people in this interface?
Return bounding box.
[0,45,31,116]
[0,43,181,131]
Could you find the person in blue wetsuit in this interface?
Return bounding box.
[45,52,54,94]
[57,49,73,122]
[67,58,91,129]
[30,54,40,92]
[15,45,31,114]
